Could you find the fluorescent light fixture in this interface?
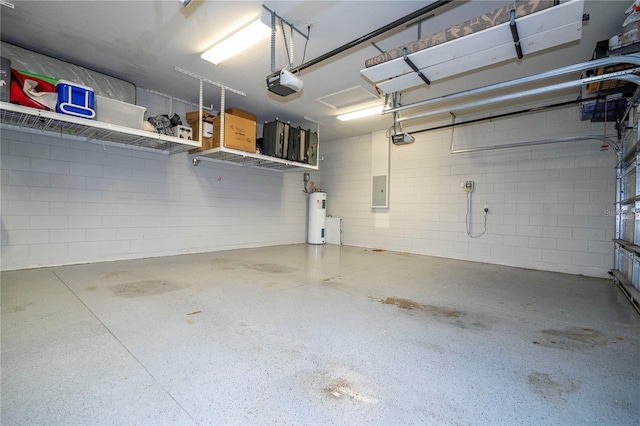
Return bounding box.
[201,19,270,65]
[337,105,383,121]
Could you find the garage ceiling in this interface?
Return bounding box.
[0,0,628,141]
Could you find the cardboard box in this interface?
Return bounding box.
[189,112,256,153]
[187,111,216,149]
[186,110,215,123]
[225,107,256,122]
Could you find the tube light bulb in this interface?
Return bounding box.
[336,105,383,121]
[201,19,271,65]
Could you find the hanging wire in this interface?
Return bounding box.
[449,112,456,151]
[299,26,311,74]
[466,191,487,238]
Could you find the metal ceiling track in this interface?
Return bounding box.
[287,0,453,75]
[383,54,640,121]
[396,68,640,124]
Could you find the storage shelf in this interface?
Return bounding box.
[614,239,640,254]
[616,196,640,206]
[190,147,318,173]
[610,269,640,314]
[0,101,199,154]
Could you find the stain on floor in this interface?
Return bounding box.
[527,371,580,401]
[324,378,378,403]
[7,303,31,314]
[453,320,490,330]
[246,263,297,274]
[108,280,182,298]
[374,296,461,318]
[99,270,130,280]
[211,258,237,271]
[538,327,610,349]
[321,277,348,289]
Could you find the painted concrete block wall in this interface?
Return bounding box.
[320,106,615,278]
[1,127,309,271]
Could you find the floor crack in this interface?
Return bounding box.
[50,268,199,425]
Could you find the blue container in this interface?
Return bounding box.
[56,79,95,119]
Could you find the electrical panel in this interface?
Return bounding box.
[372,175,387,207]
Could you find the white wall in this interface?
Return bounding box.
[1,93,616,277]
[0,126,310,270]
[320,105,616,278]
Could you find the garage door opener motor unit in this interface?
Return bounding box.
[267,69,303,97]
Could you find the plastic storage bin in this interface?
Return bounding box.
[56,79,95,119]
[95,95,146,129]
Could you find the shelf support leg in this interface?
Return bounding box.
[220,87,225,149]
[198,77,203,146]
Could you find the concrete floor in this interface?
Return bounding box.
[1,244,639,425]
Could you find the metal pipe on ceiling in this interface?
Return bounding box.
[450,135,618,154]
[383,54,640,115]
[288,0,453,75]
[408,97,608,135]
[395,69,640,124]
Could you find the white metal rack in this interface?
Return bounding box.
[0,101,319,171]
[0,101,199,154]
[2,66,320,172]
[176,68,319,173]
[190,146,318,172]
